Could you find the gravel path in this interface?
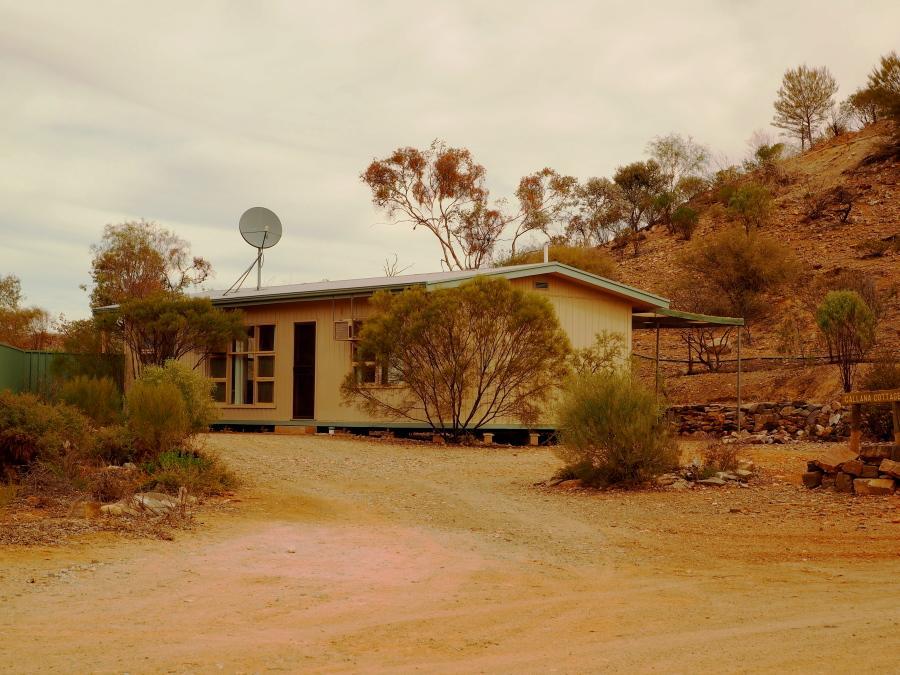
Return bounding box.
[1,434,898,673]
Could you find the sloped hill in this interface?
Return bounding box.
[612,123,899,404]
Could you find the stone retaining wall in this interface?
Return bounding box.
[669,401,849,443]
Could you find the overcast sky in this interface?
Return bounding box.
[1,1,897,319]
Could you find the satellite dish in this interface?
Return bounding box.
[224,207,283,294]
[239,207,282,249]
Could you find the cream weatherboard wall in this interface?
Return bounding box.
[177,273,633,428]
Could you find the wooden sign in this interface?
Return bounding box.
[842,389,900,405]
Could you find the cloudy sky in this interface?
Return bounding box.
[1,1,897,319]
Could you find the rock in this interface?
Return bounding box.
[853,478,896,496]
[546,477,565,487]
[859,444,894,461]
[655,473,678,487]
[734,468,753,480]
[557,479,583,490]
[716,471,739,481]
[841,460,864,476]
[813,448,859,473]
[878,459,900,479]
[130,492,181,515]
[802,471,823,489]
[123,462,137,470]
[828,413,842,427]
[698,477,727,486]
[669,479,691,490]
[835,472,855,493]
[432,434,446,445]
[100,502,135,517]
[737,459,756,473]
[861,464,880,478]
[68,500,102,519]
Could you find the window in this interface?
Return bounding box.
[209,352,227,402]
[208,324,276,405]
[349,325,401,386]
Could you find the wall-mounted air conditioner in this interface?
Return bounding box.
[334,320,354,341]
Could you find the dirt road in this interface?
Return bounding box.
[2,434,899,673]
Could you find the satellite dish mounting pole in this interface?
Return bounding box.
[256,230,269,290]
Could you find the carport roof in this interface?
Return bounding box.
[632,307,745,329]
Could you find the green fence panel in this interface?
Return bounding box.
[0,343,27,392]
[0,343,125,395]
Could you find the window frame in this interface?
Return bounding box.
[210,323,277,408]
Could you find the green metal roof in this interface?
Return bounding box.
[632,307,745,329]
[167,262,671,310]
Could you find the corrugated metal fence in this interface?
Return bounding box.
[0,343,124,394]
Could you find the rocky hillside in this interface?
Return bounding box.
[614,123,899,405]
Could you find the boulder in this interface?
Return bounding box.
[813,448,859,473]
[835,472,855,493]
[669,479,691,491]
[861,464,880,478]
[859,444,894,461]
[802,471,823,489]
[734,469,754,480]
[655,474,678,487]
[131,492,181,515]
[841,460,864,476]
[698,477,727,486]
[878,459,900,479]
[853,478,896,496]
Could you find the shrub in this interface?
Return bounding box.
[58,376,122,426]
[88,465,144,502]
[125,380,189,459]
[727,183,771,232]
[670,205,699,240]
[139,360,216,433]
[570,331,626,376]
[145,449,237,496]
[0,391,92,471]
[342,277,571,440]
[816,291,876,392]
[675,227,796,327]
[701,442,739,472]
[92,425,135,465]
[555,371,679,486]
[499,244,618,279]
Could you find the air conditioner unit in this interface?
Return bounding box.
[334,320,354,341]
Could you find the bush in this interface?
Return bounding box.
[58,376,122,426]
[570,331,626,376]
[92,425,134,464]
[555,371,679,486]
[342,277,571,440]
[675,227,796,326]
[727,183,771,232]
[670,205,699,240]
[816,290,876,392]
[499,244,618,279]
[0,391,92,471]
[701,442,739,473]
[125,380,189,459]
[145,449,237,496]
[139,360,217,433]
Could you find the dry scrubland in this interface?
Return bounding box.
[1,433,898,673]
[622,122,899,404]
